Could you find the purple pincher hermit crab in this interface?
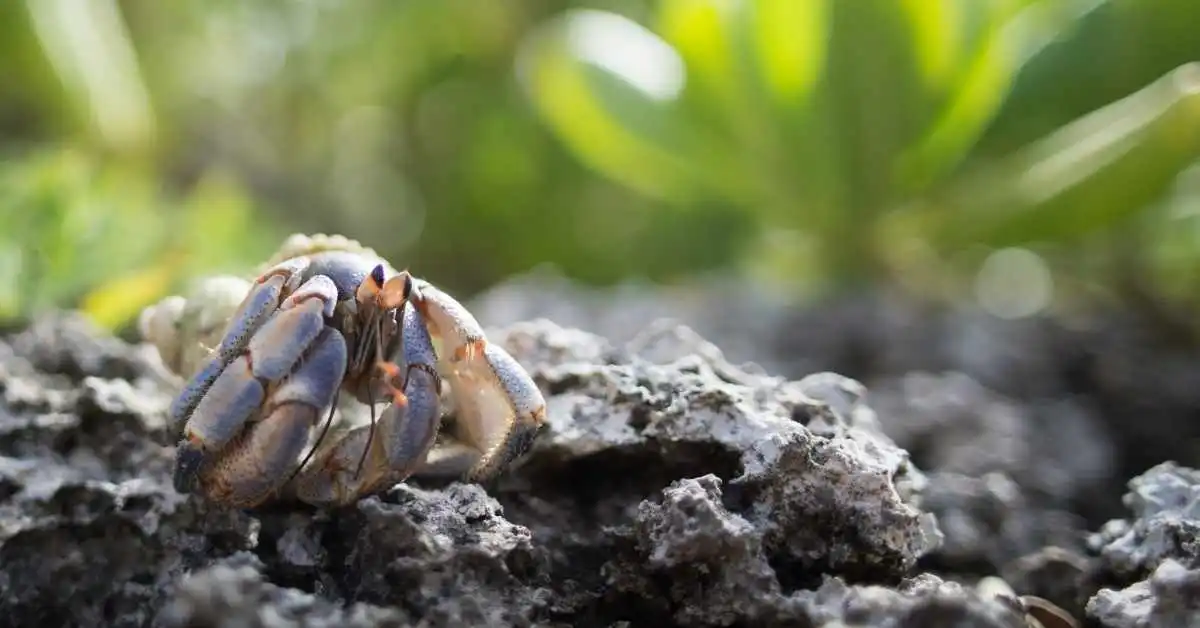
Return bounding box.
[157,238,547,508]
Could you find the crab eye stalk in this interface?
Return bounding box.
[401,272,413,300]
[378,270,413,310]
[355,264,389,305]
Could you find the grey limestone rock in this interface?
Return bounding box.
[1087,559,1200,628]
[492,319,939,585]
[0,310,1104,627]
[1089,462,1200,578]
[1084,462,1200,627]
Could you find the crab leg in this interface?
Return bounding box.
[410,283,547,482]
[172,272,337,495]
[410,280,488,362]
[168,256,311,435]
[198,327,347,507]
[290,302,443,507]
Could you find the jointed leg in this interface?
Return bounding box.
[171,269,338,495]
[168,257,312,434]
[409,282,547,482]
[290,302,443,507]
[196,327,348,507]
[439,342,547,481]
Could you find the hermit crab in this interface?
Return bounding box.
[138,234,547,508]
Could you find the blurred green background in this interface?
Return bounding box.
[1,0,1199,335]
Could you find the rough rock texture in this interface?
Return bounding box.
[1087,559,1200,628]
[5,299,1199,627]
[1088,462,1200,578]
[868,372,1107,581]
[470,276,1200,585]
[471,275,1200,523]
[0,311,1076,628]
[1081,462,1200,626]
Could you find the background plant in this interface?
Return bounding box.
[1,0,1198,334]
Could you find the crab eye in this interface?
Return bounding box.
[370,264,386,288]
[402,273,413,299]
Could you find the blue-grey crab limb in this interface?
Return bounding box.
[159,239,548,509]
[170,262,343,503]
[410,280,547,482]
[289,301,443,506]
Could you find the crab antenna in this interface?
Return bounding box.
[354,314,394,481]
[353,381,378,481]
[287,390,340,488]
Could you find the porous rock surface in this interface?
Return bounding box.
[1,311,1083,628]
[1083,462,1200,627]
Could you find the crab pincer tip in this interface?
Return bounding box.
[173,440,207,494]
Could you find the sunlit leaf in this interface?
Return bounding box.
[657,0,736,94]
[944,63,1200,246]
[517,9,727,203]
[899,0,964,91]
[750,0,828,106]
[0,244,21,321]
[177,169,274,275]
[1146,164,1200,296]
[899,0,1110,190]
[24,0,156,152]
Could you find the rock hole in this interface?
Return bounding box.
[512,442,742,518]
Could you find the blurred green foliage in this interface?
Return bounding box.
[518,0,1200,297]
[0,0,1199,331]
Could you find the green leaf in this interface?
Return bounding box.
[899,0,966,92]
[79,262,177,331]
[749,0,829,106]
[657,0,737,98]
[943,63,1200,247]
[898,0,1109,191]
[516,9,719,203]
[658,0,828,108]
[176,169,274,276]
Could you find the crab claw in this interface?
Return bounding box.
[410,280,488,363]
[289,301,443,506]
[169,258,347,506]
[410,282,547,482]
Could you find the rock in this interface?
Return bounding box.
[868,372,1110,575]
[1088,462,1200,579]
[1001,546,1093,620]
[491,319,939,590]
[0,311,1102,627]
[157,552,410,627]
[468,268,793,374]
[1087,559,1200,628]
[914,471,1085,573]
[598,474,1029,627]
[1082,462,1200,627]
[617,474,782,625]
[871,372,1114,505]
[472,276,1200,536]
